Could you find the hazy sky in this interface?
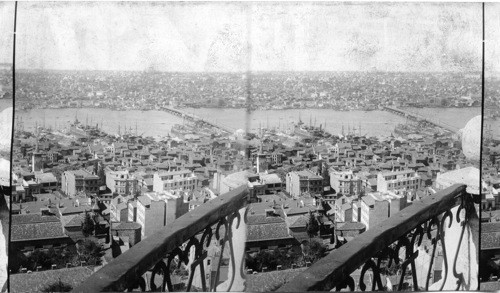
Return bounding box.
[0,3,14,66]
[1,2,495,72]
[486,3,500,75]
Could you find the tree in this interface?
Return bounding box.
[42,280,73,292]
[302,239,327,263]
[306,212,320,239]
[81,211,95,237]
[76,238,104,266]
[27,249,53,270]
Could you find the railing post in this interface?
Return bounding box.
[216,206,247,292]
[276,184,471,292]
[430,199,479,290]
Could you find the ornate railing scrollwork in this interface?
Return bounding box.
[135,208,245,292]
[278,184,479,292]
[73,186,249,292]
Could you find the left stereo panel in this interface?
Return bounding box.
[0,1,15,292]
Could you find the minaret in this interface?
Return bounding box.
[35,121,39,153]
[32,122,41,173]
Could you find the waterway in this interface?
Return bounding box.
[16,107,479,138]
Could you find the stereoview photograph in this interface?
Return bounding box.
[6,2,483,292]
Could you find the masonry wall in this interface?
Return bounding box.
[389,196,407,216]
[113,227,141,247]
[62,172,76,196]
[369,200,389,229]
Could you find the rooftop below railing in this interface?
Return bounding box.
[277,184,479,291]
[73,185,249,292]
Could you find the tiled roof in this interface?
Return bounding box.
[12,220,67,242]
[10,266,94,293]
[60,205,97,215]
[480,281,500,291]
[482,222,500,250]
[482,222,500,233]
[247,222,291,242]
[286,206,315,216]
[246,268,307,292]
[247,214,284,225]
[288,214,308,228]
[12,214,59,225]
[61,214,84,228]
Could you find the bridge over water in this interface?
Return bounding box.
[161,106,235,134]
[383,106,460,133]
[163,105,461,135]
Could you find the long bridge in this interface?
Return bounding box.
[161,106,235,134]
[164,105,461,135]
[383,106,460,133]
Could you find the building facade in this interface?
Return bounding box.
[61,169,100,197]
[135,192,189,239]
[329,169,362,197]
[377,169,421,193]
[105,169,138,196]
[153,170,198,193]
[286,170,323,197]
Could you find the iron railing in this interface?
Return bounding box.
[73,185,249,292]
[73,184,478,292]
[277,184,479,291]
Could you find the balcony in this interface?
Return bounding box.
[73,185,249,292]
[73,184,477,292]
[277,184,479,291]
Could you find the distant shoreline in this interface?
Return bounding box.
[16,104,480,113]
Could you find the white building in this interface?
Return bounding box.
[329,169,362,197]
[377,169,421,193]
[153,170,198,193]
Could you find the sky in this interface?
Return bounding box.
[0,2,496,72]
[0,3,14,66]
[486,2,500,76]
